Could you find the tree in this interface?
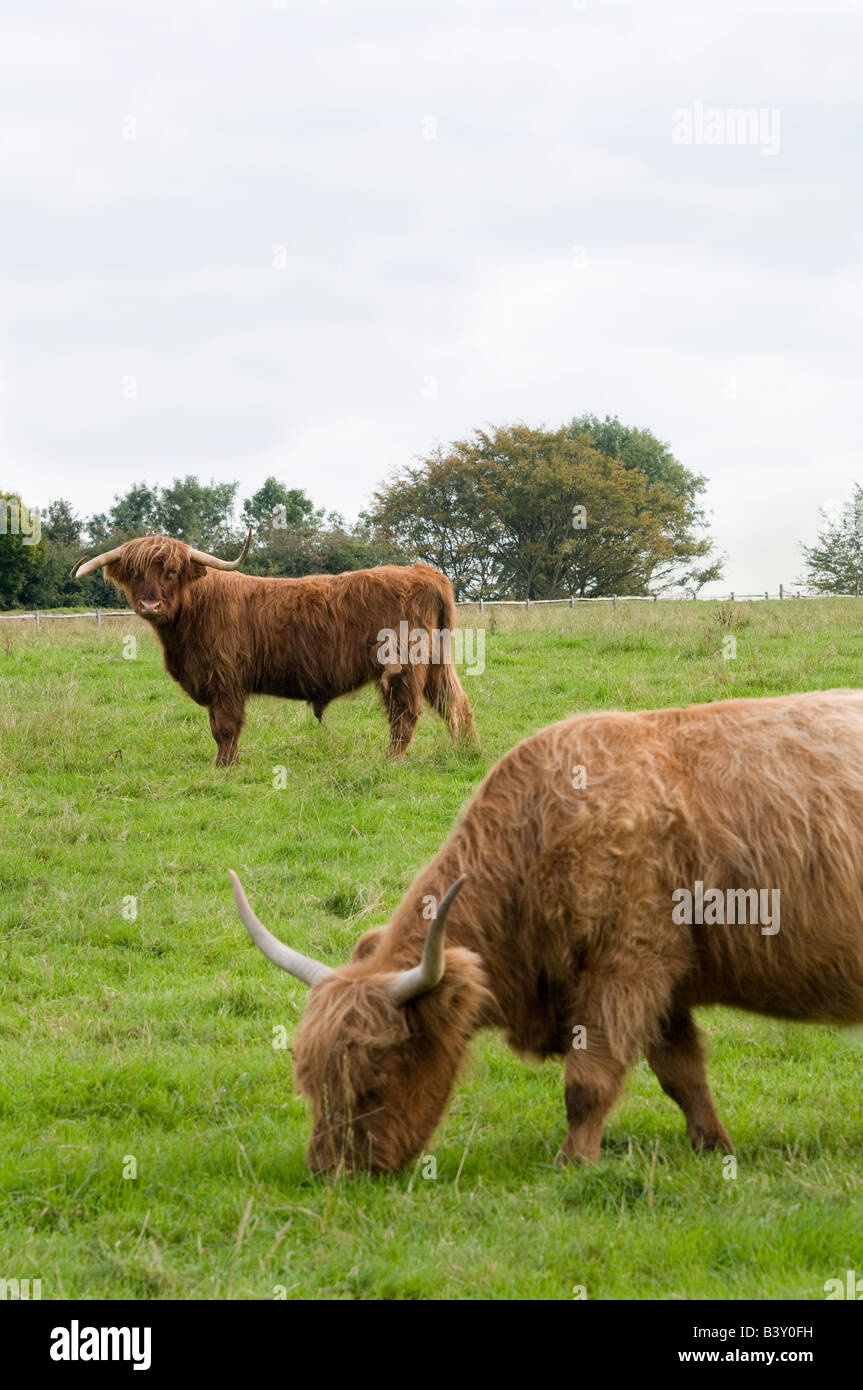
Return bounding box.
[89,483,160,544]
[241,480,402,577]
[568,414,718,593]
[20,499,95,609]
[800,489,863,594]
[88,478,240,554]
[0,491,41,608]
[369,449,500,599]
[567,413,705,499]
[370,424,719,599]
[240,479,325,572]
[241,479,322,534]
[155,476,238,551]
[312,516,402,574]
[43,498,82,546]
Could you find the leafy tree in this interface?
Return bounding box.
[800,489,863,594]
[20,499,95,609]
[0,491,41,608]
[244,511,393,578]
[370,424,719,599]
[240,479,326,571]
[43,498,82,545]
[89,483,160,544]
[567,413,704,500]
[155,476,238,550]
[312,517,401,574]
[568,414,720,593]
[370,449,500,599]
[88,478,239,554]
[241,479,322,534]
[240,481,399,576]
[4,421,722,609]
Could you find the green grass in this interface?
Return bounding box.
[1,599,862,1300]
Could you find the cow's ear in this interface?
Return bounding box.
[102,559,129,589]
[405,946,489,1030]
[351,926,385,963]
[188,560,208,582]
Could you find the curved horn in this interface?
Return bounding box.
[70,546,125,579]
[388,876,466,1006]
[229,870,333,987]
[188,528,252,571]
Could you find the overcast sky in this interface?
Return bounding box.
[2,0,861,594]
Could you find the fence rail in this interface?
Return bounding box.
[0,590,861,626]
[457,587,859,609]
[0,609,130,626]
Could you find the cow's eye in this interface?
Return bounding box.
[165,569,177,580]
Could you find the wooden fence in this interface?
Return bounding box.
[0,588,860,625]
[0,609,130,627]
[457,586,859,609]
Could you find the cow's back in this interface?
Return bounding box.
[415,689,863,1041]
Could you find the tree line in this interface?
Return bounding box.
[1,414,725,610]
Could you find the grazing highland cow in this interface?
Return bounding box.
[231,688,863,1173]
[70,533,476,763]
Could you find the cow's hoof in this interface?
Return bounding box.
[555,1141,600,1167]
[688,1125,734,1154]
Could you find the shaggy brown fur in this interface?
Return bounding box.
[287,688,863,1172]
[98,537,477,763]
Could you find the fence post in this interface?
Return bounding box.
[612,594,616,607]
[34,609,39,629]
[765,591,769,601]
[525,596,530,610]
[653,594,658,603]
[479,596,483,614]
[779,584,783,600]
[96,608,102,627]
[857,581,860,599]
[730,592,734,602]
[569,593,574,608]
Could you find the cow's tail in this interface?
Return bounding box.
[430,575,479,745]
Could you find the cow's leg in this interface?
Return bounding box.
[424,662,477,743]
[644,1008,733,1153]
[207,700,245,766]
[380,670,422,757]
[558,964,674,1164]
[559,1037,629,1165]
[424,663,458,738]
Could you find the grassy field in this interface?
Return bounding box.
[1,598,862,1300]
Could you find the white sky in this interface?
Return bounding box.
[2,0,861,595]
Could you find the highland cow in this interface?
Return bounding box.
[70,533,476,763]
[230,688,863,1173]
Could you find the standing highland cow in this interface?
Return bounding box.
[230,688,863,1173]
[70,533,476,763]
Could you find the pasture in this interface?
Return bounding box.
[1,598,862,1300]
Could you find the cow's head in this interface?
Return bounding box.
[228,871,489,1175]
[69,531,252,624]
